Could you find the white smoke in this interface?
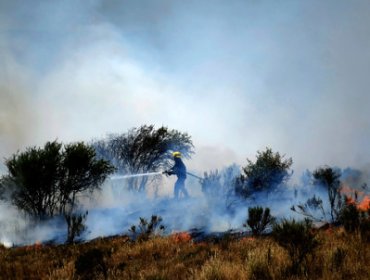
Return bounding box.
[2,0,370,246]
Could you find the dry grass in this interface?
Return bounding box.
[0,228,369,280]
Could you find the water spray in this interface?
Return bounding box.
[110,172,163,180]
[109,171,204,182]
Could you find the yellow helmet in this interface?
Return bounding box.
[172,151,182,158]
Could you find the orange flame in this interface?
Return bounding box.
[170,232,192,243]
[241,237,256,242]
[25,241,43,251]
[358,196,370,211]
[341,184,370,211]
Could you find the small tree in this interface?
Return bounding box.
[1,141,64,219]
[0,140,114,243]
[244,206,275,236]
[93,125,193,192]
[235,148,292,197]
[313,166,341,222]
[272,219,319,274]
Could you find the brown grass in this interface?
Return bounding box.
[0,228,369,280]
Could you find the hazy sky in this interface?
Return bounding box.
[1,0,370,175]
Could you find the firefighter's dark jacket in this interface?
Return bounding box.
[168,158,187,179]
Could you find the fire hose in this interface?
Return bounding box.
[186,172,204,182]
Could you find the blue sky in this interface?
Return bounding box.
[1,0,370,175]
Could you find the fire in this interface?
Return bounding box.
[241,237,256,242]
[358,196,370,211]
[25,241,43,251]
[341,184,370,211]
[170,231,192,243]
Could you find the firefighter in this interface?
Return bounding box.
[164,151,189,199]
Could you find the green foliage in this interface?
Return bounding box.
[235,148,292,197]
[94,125,193,192]
[313,166,341,222]
[129,215,165,242]
[272,219,319,274]
[244,206,275,236]
[0,141,114,243]
[1,141,63,218]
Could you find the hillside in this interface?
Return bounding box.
[0,228,369,280]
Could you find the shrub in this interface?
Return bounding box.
[235,148,292,197]
[129,215,165,241]
[0,141,114,220]
[272,219,319,274]
[244,206,275,236]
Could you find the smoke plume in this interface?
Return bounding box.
[1,0,370,246]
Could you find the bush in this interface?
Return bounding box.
[272,219,319,274]
[0,141,114,220]
[129,215,165,242]
[244,206,275,236]
[235,148,292,197]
